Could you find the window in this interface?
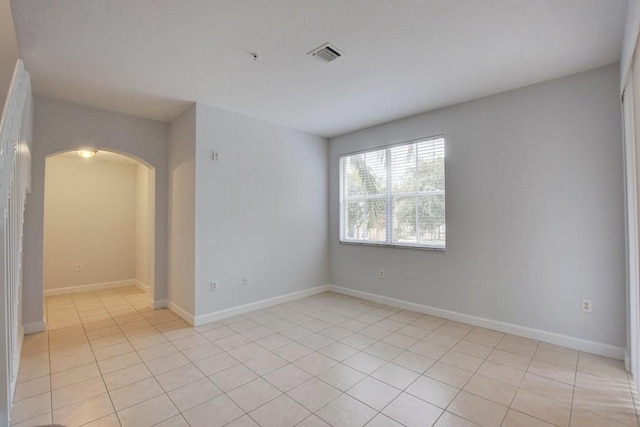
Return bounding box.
[339,136,445,249]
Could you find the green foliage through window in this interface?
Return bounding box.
[339,136,445,249]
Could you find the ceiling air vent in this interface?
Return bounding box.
[308,43,343,63]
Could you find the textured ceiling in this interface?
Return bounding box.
[10,0,628,137]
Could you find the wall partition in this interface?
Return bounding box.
[621,0,640,382]
[0,59,32,426]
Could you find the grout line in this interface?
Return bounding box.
[46,287,160,424]
[34,288,635,427]
[429,328,477,426]
[79,289,123,425]
[568,356,577,427]
[47,297,54,425]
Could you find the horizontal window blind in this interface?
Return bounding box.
[339,136,445,249]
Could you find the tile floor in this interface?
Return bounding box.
[11,286,640,427]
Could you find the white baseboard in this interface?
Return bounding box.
[153,298,195,326]
[44,279,137,296]
[23,320,46,334]
[133,279,152,293]
[168,301,195,325]
[625,350,632,373]
[329,285,626,360]
[194,285,331,326]
[153,299,168,310]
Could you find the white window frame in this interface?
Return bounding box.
[339,135,446,250]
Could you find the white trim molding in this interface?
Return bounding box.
[329,285,626,360]
[133,279,152,293]
[193,285,331,326]
[43,279,138,296]
[152,299,168,310]
[23,320,46,334]
[167,301,195,325]
[159,283,624,360]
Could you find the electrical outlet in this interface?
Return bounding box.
[211,281,218,292]
[581,298,592,313]
[75,263,82,272]
[379,270,385,279]
[402,274,410,284]
[243,276,249,286]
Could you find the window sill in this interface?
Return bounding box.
[339,240,446,251]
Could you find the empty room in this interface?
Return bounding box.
[0,0,639,426]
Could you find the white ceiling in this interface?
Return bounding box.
[10,0,628,137]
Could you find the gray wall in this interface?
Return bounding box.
[23,97,169,327]
[194,104,329,316]
[329,64,626,347]
[43,155,138,290]
[168,105,196,314]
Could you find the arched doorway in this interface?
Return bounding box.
[42,149,156,326]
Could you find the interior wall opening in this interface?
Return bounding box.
[42,149,155,322]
